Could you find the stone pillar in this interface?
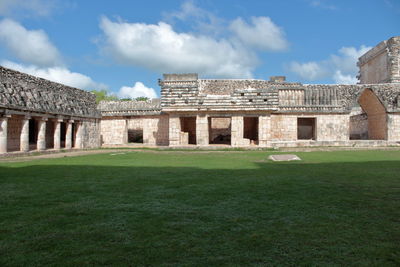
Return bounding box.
[37,117,47,151]
[196,114,209,146]
[53,119,63,150]
[75,121,84,149]
[143,118,157,145]
[169,115,181,146]
[65,120,73,149]
[0,116,9,153]
[20,116,30,152]
[123,119,128,144]
[258,115,271,147]
[231,116,244,147]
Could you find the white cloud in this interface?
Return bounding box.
[1,60,107,91]
[288,45,371,84]
[288,61,327,80]
[164,0,224,36]
[118,82,158,99]
[99,16,256,78]
[229,16,289,51]
[0,0,57,17]
[333,70,358,84]
[0,19,62,66]
[330,46,371,74]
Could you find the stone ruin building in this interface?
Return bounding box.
[1,36,400,153]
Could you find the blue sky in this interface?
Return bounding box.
[0,0,398,98]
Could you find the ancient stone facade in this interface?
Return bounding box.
[95,36,400,148]
[358,36,400,84]
[98,99,169,146]
[0,66,101,154]
[1,36,400,153]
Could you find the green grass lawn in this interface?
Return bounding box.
[1,150,399,266]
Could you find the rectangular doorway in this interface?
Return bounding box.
[208,117,231,145]
[180,117,196,145]
[297,118,316,140]
[243,117,258,145]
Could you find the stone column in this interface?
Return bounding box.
[53,119,63,150]
[75,121,84,149]
[65,120,73,149]
[143,118,157,145]
[20,116,30,152]
[231,116,244,147]
[258,115,271,147]
[169,115,181,146]
[0,116,9,153]
[37,117,47,151]
[196,114,209,146]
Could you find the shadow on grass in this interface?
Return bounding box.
[0,161,399,266]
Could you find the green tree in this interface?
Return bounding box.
[90,90,118,104]
[135,96,149,101]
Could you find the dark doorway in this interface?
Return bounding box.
[243,117,258,144]
[60,122,66,148]
[28,119,37,144]
[208,117,231,145]
[45,121,54,149]
[72,123,76,147]
[180,117,196,145]
[128,129,143,143]
[297,118,316,140]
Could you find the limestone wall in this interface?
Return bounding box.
[196,115,209,145]
[231,116,250,146]
[358,36,400,84]
[127,118,143,130]
[258,115,271,146]
[350,114,368,139]
[387,113,400,141]
[169,115,181,146]
[100,118,127,145]
[82,119,101,148]
[316,115,349,141]
[101,116,168,146]
[143,115,169,146]
[358,49,389,84]
[270,115,297,141]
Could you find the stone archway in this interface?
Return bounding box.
[358,88,387,140]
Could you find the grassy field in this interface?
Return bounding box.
[0,150,399,266]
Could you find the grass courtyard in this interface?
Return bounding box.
[0,150,399,266]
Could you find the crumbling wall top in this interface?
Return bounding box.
[98,99,162,116]
[163,73,198,81]
[0,66,100,118]
[357,36,400,84]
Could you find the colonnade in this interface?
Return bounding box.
[0,115,84,154]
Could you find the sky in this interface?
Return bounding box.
[0,0,398,98]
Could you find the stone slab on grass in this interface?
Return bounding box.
[268,154,301,161]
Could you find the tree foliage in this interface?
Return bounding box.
[135,97,149,101]
[90,90,151,103]
[90,90,118,104]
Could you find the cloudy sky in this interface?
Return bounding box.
[0,0,398,98]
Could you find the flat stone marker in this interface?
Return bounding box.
[268,154,301,161]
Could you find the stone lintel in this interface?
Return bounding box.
[4,109,57,118]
